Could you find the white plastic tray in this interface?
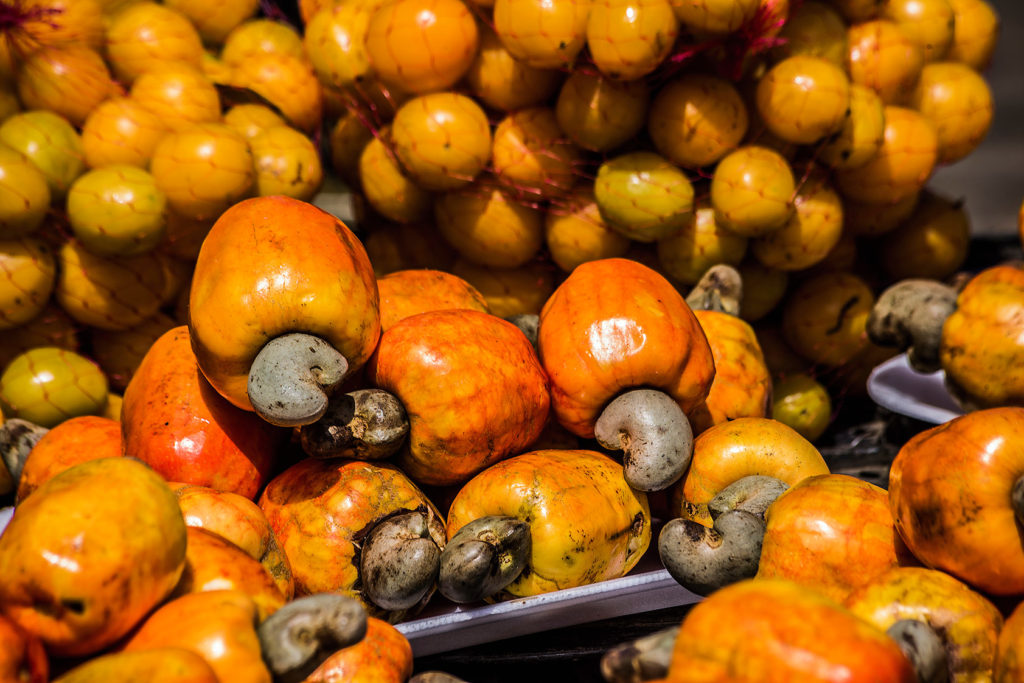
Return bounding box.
[866,354,965,424]
[396,550,701,657]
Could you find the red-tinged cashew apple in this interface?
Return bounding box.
[362,308,550,486]
[171,527,287,622]
[170,483,294,600]
[661,578,917,683]
[845,567,1003,683]
[0,457,187,656]
[258,458,447,621]
[868,263,1024,411]
[537,258,715,492]
[889,407,1024,596]
[120,590,270,683]
[440,449,650,603]
[757,474,918,604]
[122,326,287,500]
[188,195,380,427]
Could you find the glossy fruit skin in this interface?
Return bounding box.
[0,109,84,201]
[688,311,772,434]
[845,567,1003,683]
[104,2,205,83]
[493,0,592,69]
[377,269,488,331]
[0,458,187,656]
[170,483,293,599]
[0,347,108,428]
[756,55,851,145]
[122,326,286,499]
[538,257,715,438]
[229,52,324,133]
[586,0,678,81]
[390,92,492,191]
[0,236,55,330]
[53,648,219,683]
[890,407,1024,595]
[555,72,648,154]
[0,612,48,683]
[846,19,924,105]
[594,151,695,243]
[939,265,1024,409]
[368,309,550,486]
[710,146,795,237]
[79,97,167,169]
[447,449,651,597]
[16,415,122,503]
[0,145,51,240]
[258,458,446,618]
[882,0,955,63]
[305,617,413,683]
[758,474,918,604]
[365,0,479,94]
[120,590,270,683]
[172,527,286,622]
[674,417,828,522]
[66,165,168,256]
[770,373,832,443]
[249,125,323,201]
[15,45,115,128]
[189,196,380,412]
[647,73,748,169]
[304,0,381,90]
[149,122,254,222]
[664,578,917,683]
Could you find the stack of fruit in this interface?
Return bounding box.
[1,0,1022,681]
[0,0,329,430]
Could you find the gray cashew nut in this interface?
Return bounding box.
[247,333,350,427]
[867,279,958,374]
[257,593,367,683]
[360,511,442,612]
[299,389,409,459]
[595,389,694,492]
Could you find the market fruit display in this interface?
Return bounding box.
[3,0,1024,679]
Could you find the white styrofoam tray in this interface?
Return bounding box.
[866,354,965,424]
[395,550,700,657]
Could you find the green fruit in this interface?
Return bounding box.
[66,165,168,256]
[0,347,108,428]
[0,143,51,240]
[771,372,833,443]
[0,110,85,200]
[594,151,694,243]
